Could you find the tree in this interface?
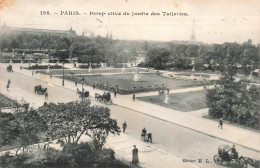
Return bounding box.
[37,101,120,147]
[146,48,170,69]
[14,108,43,154]
[206,41,260,128]
[0,112,20,146]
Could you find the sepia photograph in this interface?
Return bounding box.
[0,0,259,167]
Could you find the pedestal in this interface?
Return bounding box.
[192,66,195,72]
[88,66,92,72]
[164,94,169,104]
[134,74,140,81]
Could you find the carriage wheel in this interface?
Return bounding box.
[213,155,223,165]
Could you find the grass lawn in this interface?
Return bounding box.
[76,73,210,90]
[137,90,207,112]
[39,67,149,75]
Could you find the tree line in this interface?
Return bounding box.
[144,39,259,70]
[0,33,141,66]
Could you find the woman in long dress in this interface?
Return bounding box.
[132,145,139,163]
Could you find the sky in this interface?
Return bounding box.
[0,0,260,44]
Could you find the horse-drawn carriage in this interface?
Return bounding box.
[95,92,112,104]
[34,85,47,95]
[213,145,244,168]
[77,90,89,100]
[7,65,13,72]
[141,133,152,143]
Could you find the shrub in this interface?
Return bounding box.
[79,64,100,69]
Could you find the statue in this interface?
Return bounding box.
[88,62,92,72]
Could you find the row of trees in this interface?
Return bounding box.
[1,32,259,72]
[144,40,259,70]
[0,33,139,65]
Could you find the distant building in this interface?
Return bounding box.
[82,28,95,38]
[0,23,76,37]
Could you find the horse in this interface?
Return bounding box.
[34,85,47,95]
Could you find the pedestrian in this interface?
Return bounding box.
[7,79,11,85]
[32,71,34,76]
[142,127,146,135]
[45,92,48,100]
[133,94,135,101]
[122,121,127,133]
[93,84,95,90]
[132,145,139,164]
[218,118,223,129]
[75,81,77,86]
[147,133,152,143]
[20,66,22,70]
[114,90,117,97]
[6,83,9,91]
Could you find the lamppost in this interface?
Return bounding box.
[81,77,85,102]
[62,62,65,86]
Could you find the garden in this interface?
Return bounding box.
[137,90,207,112]
[63,73,213,94]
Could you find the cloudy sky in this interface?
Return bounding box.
[0,0,259,44]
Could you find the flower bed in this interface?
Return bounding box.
[79,65,101,69]
[63,75,160,94]
[27,64,63,69]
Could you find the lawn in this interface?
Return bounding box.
[38,67,149,75]
[137,90,207,112]
[72,74,210,90]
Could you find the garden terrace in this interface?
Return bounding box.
[62,73,213,94]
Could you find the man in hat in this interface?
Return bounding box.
[132,145,139,163]
[122,121,127,133]
[228,145,238,159]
